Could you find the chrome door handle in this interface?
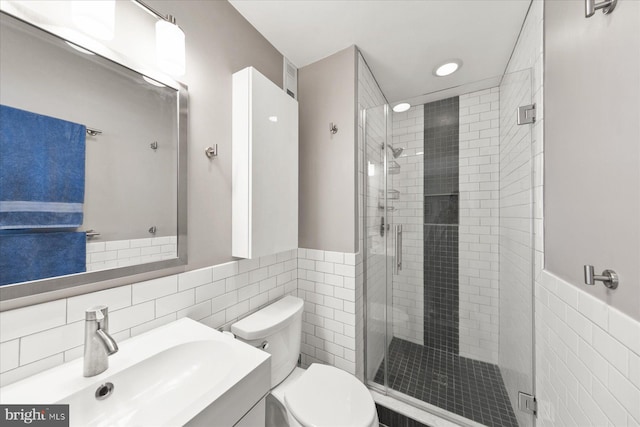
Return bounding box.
[395,225,402,273]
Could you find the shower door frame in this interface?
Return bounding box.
[362,67,537,427]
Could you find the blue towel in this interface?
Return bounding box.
[0,105,86,229]
[0,231,86,285]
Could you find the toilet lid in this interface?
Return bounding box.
[284,364,376,427]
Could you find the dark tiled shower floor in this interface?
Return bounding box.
[374,338,518,427]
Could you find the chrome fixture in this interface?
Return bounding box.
[85,229,101,240]
[383,144,404,158]
[584,265,619,289]
[395,225,403,274]
[133,0,186,76]
[86,127,102,137]
[517,104,536,125]
[330,122,338,135]
[585,0,617,18]
[205,144,218,158]
[84,306,119,377]
[95,382,115,401]
[150,141,158,150]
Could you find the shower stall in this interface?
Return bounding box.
[362,68,536,427]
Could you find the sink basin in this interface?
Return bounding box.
[0,319,271,426]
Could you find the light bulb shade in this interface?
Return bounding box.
[156,20,185,76]
[71,0,115,41]
[392,103,411,113]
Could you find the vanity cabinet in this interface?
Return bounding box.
[232,66,298,259]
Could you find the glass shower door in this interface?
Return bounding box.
[363,68,536,427]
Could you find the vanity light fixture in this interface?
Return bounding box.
[71,0,115,41]
[134,0,186,76]
[433,60,462,77]
[392,103,411,113]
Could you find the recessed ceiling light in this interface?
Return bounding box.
[434,60,462,77]
[392,103,411,113]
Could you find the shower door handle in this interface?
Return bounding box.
[395,225,403,273]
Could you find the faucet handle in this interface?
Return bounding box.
[86,305,108,321]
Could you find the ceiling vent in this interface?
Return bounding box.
[283,57,297,100]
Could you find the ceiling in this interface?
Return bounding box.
[228,0,532,104]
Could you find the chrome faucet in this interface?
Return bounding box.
[83,305,119,377]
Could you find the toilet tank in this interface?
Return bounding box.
[231,296,304,387]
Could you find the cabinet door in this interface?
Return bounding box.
[233,67,298,259]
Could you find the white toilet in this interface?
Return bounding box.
[231,295,379,427]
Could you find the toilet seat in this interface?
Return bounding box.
[284,364,376,427]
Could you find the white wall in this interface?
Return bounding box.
[298,46,357,253]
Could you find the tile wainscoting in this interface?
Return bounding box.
[536,270,640,427]
[0,248,363,386]
[0,249,299,386]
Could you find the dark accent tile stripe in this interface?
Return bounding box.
[424,225,459,353]
[374,338,519,427]
[423,96,460,353]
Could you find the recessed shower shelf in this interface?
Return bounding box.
[387,189,400,200]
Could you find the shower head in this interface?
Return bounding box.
[389,145,404,158]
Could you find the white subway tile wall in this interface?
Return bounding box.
[458,88,500,363]
[0,249,298,387]
[536,271,640,427]
[390,105,425,345]
[297,248,358,375]
[86,236,177,271]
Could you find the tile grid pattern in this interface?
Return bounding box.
[0,249,299,386]
[86,236,177,272]
[458,88,500,364]
[374,337,518,427]
[297,248,358,375]
[423,96,459,354]
[536,271,640,427]
[390,105,425,345]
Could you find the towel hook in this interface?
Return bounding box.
[205,144,218,159]
[585,0,617,17]
[329,122,338,135]
[86,128,102,137]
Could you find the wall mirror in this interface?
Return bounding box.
[0,11,188,305]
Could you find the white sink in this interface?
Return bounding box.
[0,319,271,426]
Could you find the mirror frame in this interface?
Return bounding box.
[0,11,188,307]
